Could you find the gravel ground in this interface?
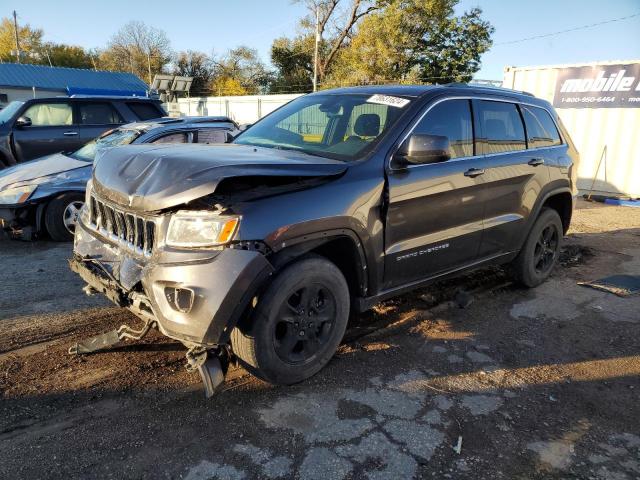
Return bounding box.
[0,199,639,479]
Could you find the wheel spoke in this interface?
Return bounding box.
[533,245,544,265]
[303,285,323,312]
[276,325,299,356]
[273,281,339,365]
[63,202,84,234]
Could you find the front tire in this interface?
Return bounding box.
[231,255,350,385]
[512,208,563,287]
[44,193,84,242]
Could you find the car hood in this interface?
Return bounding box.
[0,153,90,191]
[92,143,348,212]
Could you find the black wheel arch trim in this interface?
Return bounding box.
[517,185,574,252]
[267,228,369,298]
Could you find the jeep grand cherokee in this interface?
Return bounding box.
[69,84,579,394]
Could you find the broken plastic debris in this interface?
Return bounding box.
[453,436,463,454]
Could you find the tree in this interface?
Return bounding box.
[101,21,171,83]
[210,47,272,95]
[0,17,43,63]
[271,0,384,90]
[40,43,95,69]
[269,36,314,93]
[173,51,213,96]
[329,0,494,85]
[416,6,494,83]
[307,0,384,81]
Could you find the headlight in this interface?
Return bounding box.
[80,180,93,224]
[166,211,239,248]
[0,185,37,205]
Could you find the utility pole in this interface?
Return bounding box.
[312,4,319,92]
[13,11,21,64]
[146,51,152,85]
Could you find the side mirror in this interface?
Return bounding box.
[394,134,450,166]
[15,116,32,128]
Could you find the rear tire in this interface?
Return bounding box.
[231,255,350,385]
[511,208,563,288]
[44,193,84,242]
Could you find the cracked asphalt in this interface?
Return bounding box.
[1,199,639,479]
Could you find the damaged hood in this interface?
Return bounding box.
[92,143,348,212]
[0,153,90,191]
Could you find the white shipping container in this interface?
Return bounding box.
[503,60,640,198]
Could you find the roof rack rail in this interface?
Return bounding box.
[443,82,535,97]
[68,94,152,99]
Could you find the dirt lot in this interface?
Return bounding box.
[1,199,639,480]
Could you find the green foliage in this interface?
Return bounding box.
[414,6,495,83]
[210,47,273,95]
[0,17,43,62]
[272,0,494,91]
[42,43,95,69]
[269,36,314,93]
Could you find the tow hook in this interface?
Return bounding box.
[68,318,156,355]
[185,346,229,398]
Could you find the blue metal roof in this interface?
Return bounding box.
[0,63,148,94]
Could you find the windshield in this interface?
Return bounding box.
[0,101,25,124]
[234,93,411,161]
[71,128,142,162]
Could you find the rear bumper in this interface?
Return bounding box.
[72,221,274,346]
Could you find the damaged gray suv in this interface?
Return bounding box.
[70,85,579,394]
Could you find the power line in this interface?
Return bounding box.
[494,12,640,46]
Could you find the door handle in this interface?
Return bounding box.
[464,168,485,178]
[63,131,78,136]
[528,158,544,166]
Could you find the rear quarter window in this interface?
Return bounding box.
[127,102,164,121]
[521,106,562,148]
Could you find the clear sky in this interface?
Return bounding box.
[5,0,640,81]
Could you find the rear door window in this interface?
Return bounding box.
[476,101,526,154]
[412,99,474,159]
[127,102,164,121]
[22,102,73,126]
[521,106,562,148]
[78,103,123,125]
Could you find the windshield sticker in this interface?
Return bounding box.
[367,94,410,108]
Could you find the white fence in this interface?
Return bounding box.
[169,94,303,125]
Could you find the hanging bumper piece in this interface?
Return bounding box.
[68,319,156,355]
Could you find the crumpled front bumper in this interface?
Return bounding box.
[72,220,274,347]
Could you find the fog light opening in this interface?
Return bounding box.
[165,287,195,313]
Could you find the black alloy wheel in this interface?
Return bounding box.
[273,284,338,365]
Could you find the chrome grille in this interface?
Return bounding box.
[88,195,156,256]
